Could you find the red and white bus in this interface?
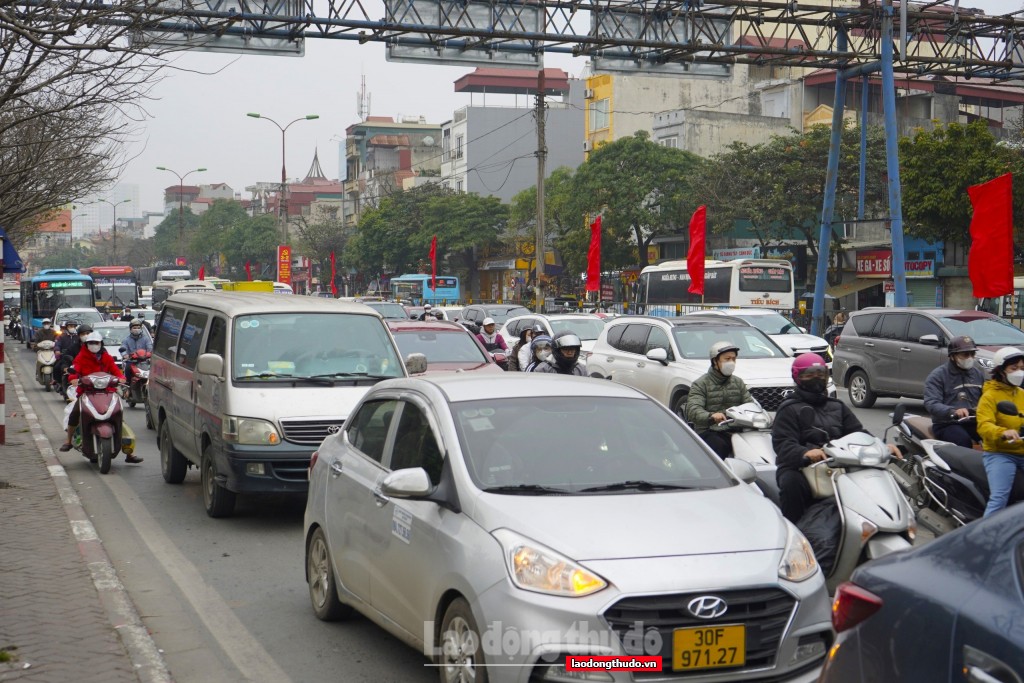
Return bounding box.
[80,266,140,313]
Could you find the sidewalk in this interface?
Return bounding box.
[0,354,170,683]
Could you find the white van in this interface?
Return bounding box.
[149,292,416,517]
[272,281,294,295]
[152,279,216,311]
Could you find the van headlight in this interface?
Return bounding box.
[492,529,607,597]
[778,522,818,582]
[224,416,281,445]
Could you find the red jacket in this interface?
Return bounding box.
[70,348,124,394]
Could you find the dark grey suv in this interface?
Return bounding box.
[832,308,1024,408]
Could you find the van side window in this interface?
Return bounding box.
[877,313,909,341]
[850,313,880,336]
[346,399,398,463]
[178,312,209,369]
[153,306,185,359]
[206,317,227,357]
[907,315,942,344]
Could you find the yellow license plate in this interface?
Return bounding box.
[672,624,745,671]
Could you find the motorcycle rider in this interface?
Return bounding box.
[56,323,92,395]
[976,346,1024,517]
[685,341,753,460]
[772,353,900,523]
[923,335,984,448]
[119,307,134,322]
[508,325,539,372]
[59,332,140,462]
[532,331,585,375]
[417,303,434,321]
[32,318,57,349]
[476,317,509,354]
[119,319,153,356]
[55,319,80,357]
[525,334,554,372]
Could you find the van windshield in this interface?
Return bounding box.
[232,313,404,381]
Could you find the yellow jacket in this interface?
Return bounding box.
[977,379,1024,455]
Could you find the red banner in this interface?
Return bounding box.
[429,235,437,291]
[687,206,707,296]
[329,251,338,297]
[277,245,292,286]
[586,215,602,292]
[244,261,252,281]
[968,173,1014,298]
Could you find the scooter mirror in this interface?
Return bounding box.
[996,400,1022,417]
[892,404,906,425]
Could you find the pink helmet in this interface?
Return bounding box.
[791,352,828,382]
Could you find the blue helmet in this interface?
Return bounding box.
[530,334,553,353]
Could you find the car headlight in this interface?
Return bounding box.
[223,416,282,445]
[492,529,607,597]
[778,522,818,582]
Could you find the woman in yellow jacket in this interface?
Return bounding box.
[977,347,1024,517]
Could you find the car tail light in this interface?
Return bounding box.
[831,582,882,633]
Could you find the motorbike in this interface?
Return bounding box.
[799,417,915,593]
[721,401,780,505]
[121,349,151,408]
[8,316,21,341]
[489,351,509,371]
[888,404,1024,535]
[69,373,136,474]
[34,339,57,391]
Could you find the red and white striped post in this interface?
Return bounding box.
[1,228,6,445]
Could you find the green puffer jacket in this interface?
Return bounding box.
[684,367,753,432]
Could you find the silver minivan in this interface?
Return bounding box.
[149,292,408,517]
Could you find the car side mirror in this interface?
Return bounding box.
[725,458,757,484]
[381,467,434,498]
[405,352,428,375]
[798,327,807,334]
[646,347,669,365]
[196,353,223,376]
[919,334,940,346]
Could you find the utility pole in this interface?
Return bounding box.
[534,67,546,314]
[157,166,207,263]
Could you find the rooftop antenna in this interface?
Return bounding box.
[357,73,372,121]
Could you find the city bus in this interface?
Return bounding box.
[80,266,140,313]
[634,259,796,315]
[20,269,95,343]
[390,274,461,305]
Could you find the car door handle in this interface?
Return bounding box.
[900,347,912,352]
[964,645,1022,683]
[329,460,343,477]
[372,488,390,506]
[864,342,875,347]
[966,668,1004,683]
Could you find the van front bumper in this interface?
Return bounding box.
[218,442,311,494]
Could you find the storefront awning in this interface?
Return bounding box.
[826,277,882,298]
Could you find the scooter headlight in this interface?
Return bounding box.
[90,376,111,390]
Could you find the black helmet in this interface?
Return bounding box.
[63,319,80,328]
[948,335,977,356]
[552,330,582,371]
[77,323,93,335]
[531,323,546,335]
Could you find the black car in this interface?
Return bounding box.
[458,304,530,334]
[821,504,1024,683]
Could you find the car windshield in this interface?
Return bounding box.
[453,397,732,493]
[735,312,801,336]
[94,325,129,346]
[940,316,1024,346]
[393,330,488,364]
[672,326,787,360]
[232,313,403,381]
[549,318,607,341]
[485,307,530,323]
[56,309,103,325]
[366,302,410,320]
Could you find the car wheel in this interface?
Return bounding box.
[202,445,236,518]
[848,370,877,409]
[306,527,353,621]
[671,392,689,420]
[439,598,488,683]
[159,420,187,484]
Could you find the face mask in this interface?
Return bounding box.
[1009,370,1024,387]
[67,328,77,336]
[537,350,552,362]
[719,360,736,377]
[955,357,975,371]
[801,378,828,394]
[43,324,51,329]
[131,329,142,337]
[86,343,101,353]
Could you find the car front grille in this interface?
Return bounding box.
[279,419,345,447]
[604,587,796,679]
[749,387,795,412]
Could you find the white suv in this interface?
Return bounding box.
[686,308,833,363]
[588,315,834,417]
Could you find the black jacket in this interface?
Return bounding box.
[923,361,985,425]
[771,388,865,472]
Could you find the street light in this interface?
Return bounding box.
[246,113,319,243]
[156,165,207,263]
[91,198,131,265]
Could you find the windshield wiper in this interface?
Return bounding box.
[482,484,570,495]
[236,372,296,381]
[578,480,702,493]
[308,371,395,380]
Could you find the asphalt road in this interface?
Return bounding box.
[9,342,928,683]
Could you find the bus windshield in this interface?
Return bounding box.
[95,282,138,308]
[33,287,93,317]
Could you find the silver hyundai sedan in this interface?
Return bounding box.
[304,374,832,683]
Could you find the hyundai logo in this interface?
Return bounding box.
[326,425,342,434]
[687,596,728,619]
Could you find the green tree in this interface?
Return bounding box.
[292,205,353,290]
[422,192,507,296]
[32,243,93,270]
[191,200,249,269]
[152,208,200,262]
[899,120,1024,244]
[222,214,279,275]
[568,131,705,269]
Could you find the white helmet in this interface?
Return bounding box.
[423,303,432,310]
[85,331,103,344]
[994,347,1024,369]
[482,317,496,326]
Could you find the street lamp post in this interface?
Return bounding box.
[246,113,319,243]
[93,198,131,265]
[156,165,207,263]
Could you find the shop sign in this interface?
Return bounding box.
[906,260,934,278]
[712,246,760,261]
[856,249,892,277]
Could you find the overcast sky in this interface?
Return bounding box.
[117,0,1020,217]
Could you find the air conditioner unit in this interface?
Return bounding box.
[583,140,593,152]
[584,88,595,99]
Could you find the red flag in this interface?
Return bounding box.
[429,235,438,291]
[198,266,205,281]
[968,173,1014,298]
[586,215,602,292]
[687,206,707,296]
[245,261,252,281]
[329,251,338,297]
